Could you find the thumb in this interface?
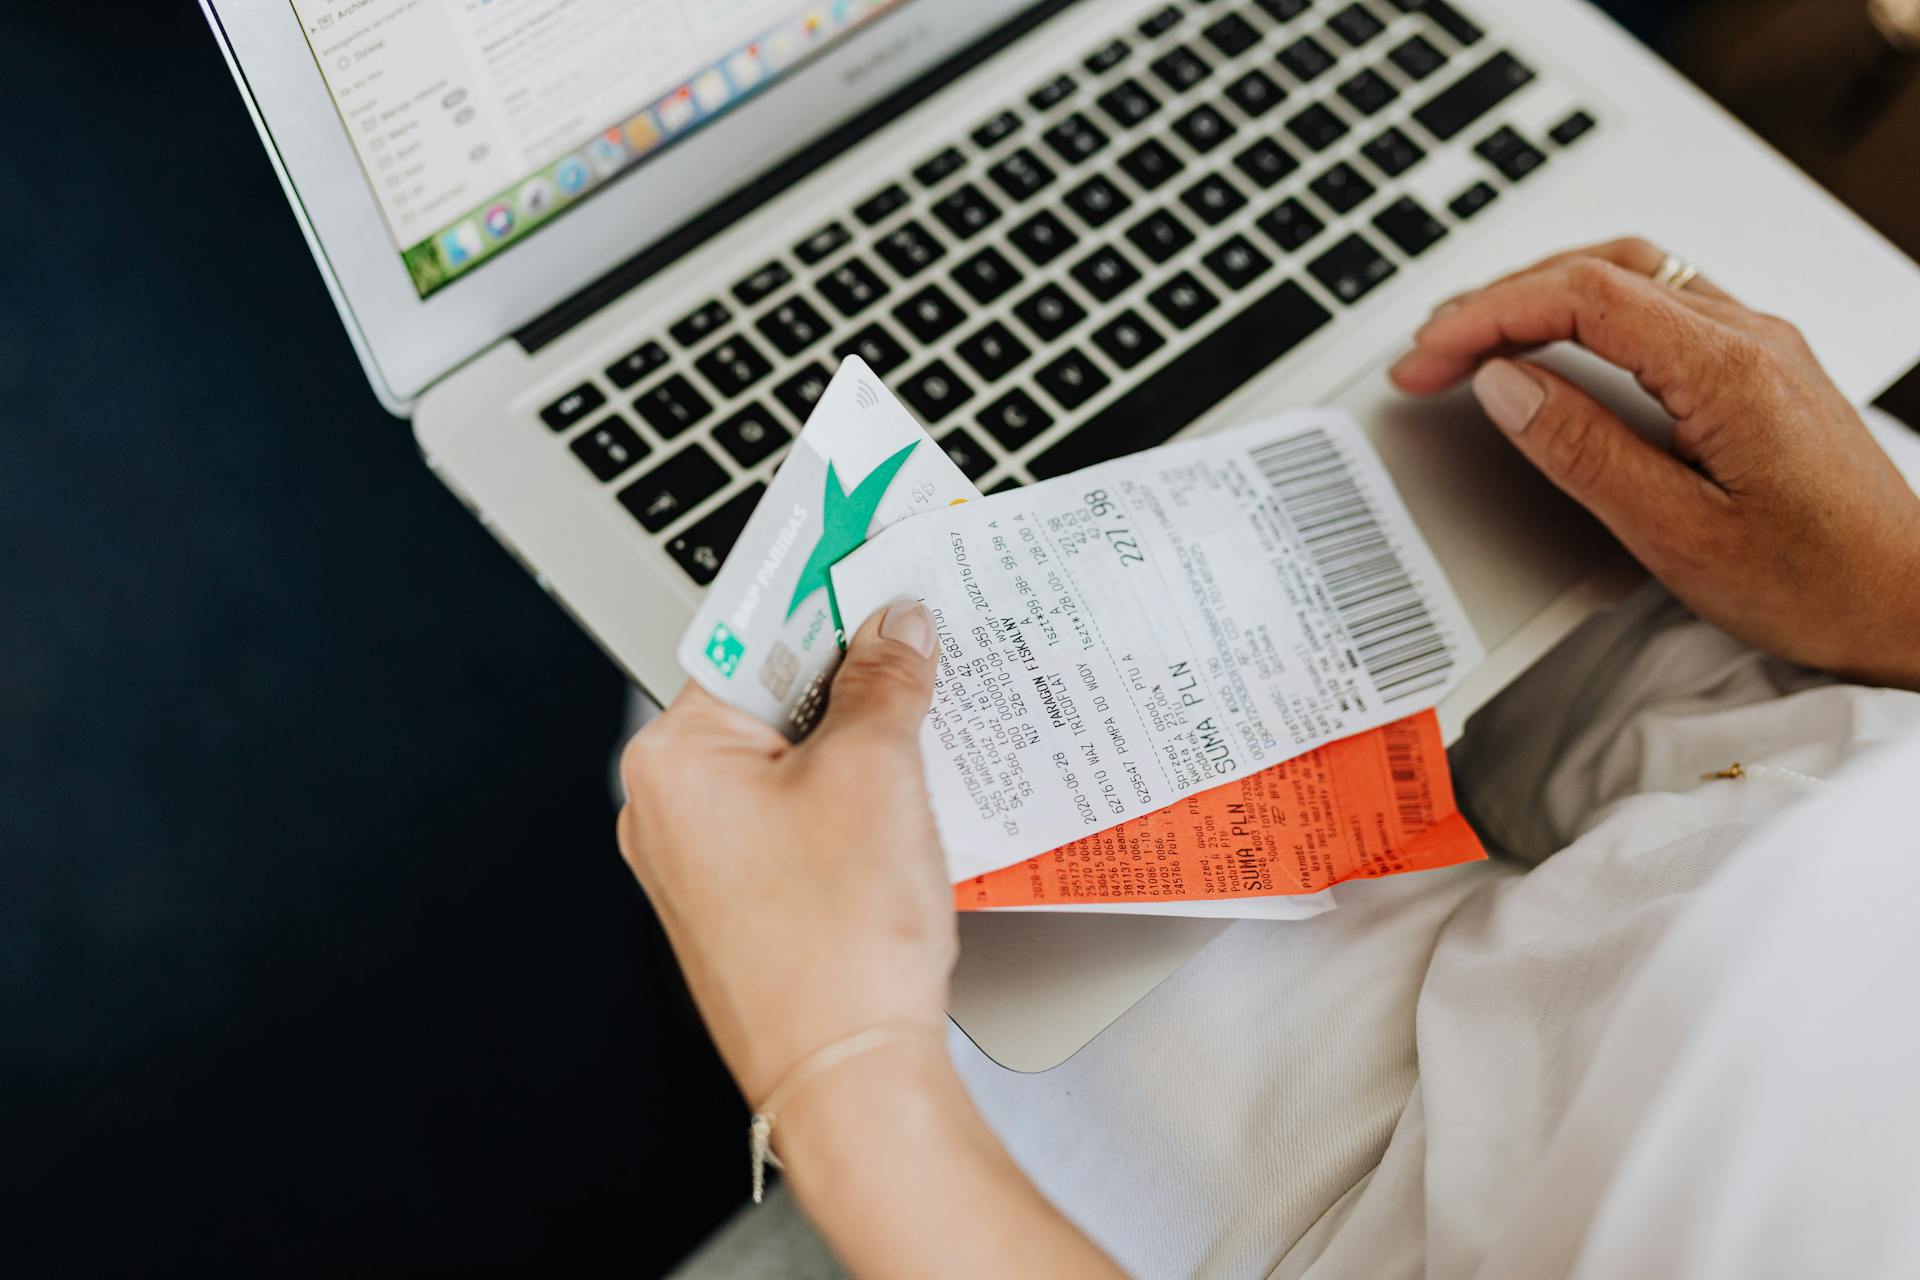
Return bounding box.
[814,599,939,747]
[1472,358,1706,539]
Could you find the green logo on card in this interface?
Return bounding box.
[785,440,920,644]
[704,622,746,678]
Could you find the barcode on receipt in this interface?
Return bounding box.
[1250,428,1453,704]
[1383,718,1435,834]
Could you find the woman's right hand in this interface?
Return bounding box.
[1390,237,1920,691]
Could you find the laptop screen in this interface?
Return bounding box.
[291,0,911,299]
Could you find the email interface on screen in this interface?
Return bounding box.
[293,0,909,298]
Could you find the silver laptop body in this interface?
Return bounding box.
[204,0,1920,1071]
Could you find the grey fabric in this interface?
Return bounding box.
[669,1185,848,1280]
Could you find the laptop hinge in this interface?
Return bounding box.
[513,0,1079,354]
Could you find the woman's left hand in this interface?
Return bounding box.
[617,600,953,1104]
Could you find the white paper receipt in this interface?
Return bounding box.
[832,411,1485,882]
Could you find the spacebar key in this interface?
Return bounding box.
[1027,279,1332,479]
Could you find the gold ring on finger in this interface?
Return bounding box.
[1652,253,1701,292]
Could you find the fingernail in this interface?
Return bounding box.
[1472,360,1547,436]
[1388,350,1422,384]
[1432,296,1466,317]
[880,599,936,658]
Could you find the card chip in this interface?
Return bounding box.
[759,641,800,700]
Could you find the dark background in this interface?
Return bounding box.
[4,1,1901,1274]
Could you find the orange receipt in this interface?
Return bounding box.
[954,710,1484,910]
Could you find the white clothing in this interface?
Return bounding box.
[950,576,1920,1278]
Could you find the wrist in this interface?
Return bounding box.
[771,1032,968,1177]
[1856,515,1920,691]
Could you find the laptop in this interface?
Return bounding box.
[205,0,1920,1072]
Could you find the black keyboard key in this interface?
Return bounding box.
[836,322,911,377]
[1029,74,1077,112]
[971,110,1022,148]
[1476,124,1548,181]
[1035,348,1112,410]
[1118,138,1185,189]
[1064,174,1133,227]
[732,261,793,306]
[939,427,996,481]
[635,373,713,438]
[988,477,1024,494]
[1203,13,1262,56]
[1044,112,1111,165]
[794,221,851,264]
[932,182,1005,237]
[1072,245,1144,302]
[1278,35,1336,81]
[1085,38,1131,75]
[756,295,830,357]
[1138,5,1182,38]
[618,445,727,532]
[1549,109,1596,147]
[1449,180,1498,220]
[1173,103,1236,152]
[670,299,730,348]
[1013,282,1090,342]
[1256,0,1313,21]
[1150,45,1213,92]
[773,362,833,425]
[986,148,1057,203]
[1098,78,1163,128]
[1389,33,1447,80]
[1009,210,1080,266]
[1147,270,1221,329]
[666,483,762,586]
[1029,280,1332,477]
[694,333,774,397]
[1310,160,1375,213]
[712,403,791,468]
[1419,0,1483,47]
[1127,209,1197,264]
[1234,137,1300,188]
[605,341,669,391]
[570,415,650,482]
[1287,102,1350,151]
[817,257,890,317]
[1373,195,1448,256]
[1257,196,1327,251]
[1092,309,1167,370]
[956,321,1032,382]
[1328,2,1386,46]
[893,283,968,344]
[1338,68,1399,115]
[900,360,975,424]
[1180,173,1248,225]
[951,246,1023,304]
[1308,231,1397,302]
[875,220,948,279]
[1203,233,1275,290]
[977,388,1055,450]
[1225,68,1288,117]
[913,147,967,187]
[1413,51,1535,141]
[854,183,910,226]
[1362,126,1425,177]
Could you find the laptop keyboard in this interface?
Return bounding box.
[536,0,1598,587]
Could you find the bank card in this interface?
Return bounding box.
[832,410,1486,882]
[676,356,979,740]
